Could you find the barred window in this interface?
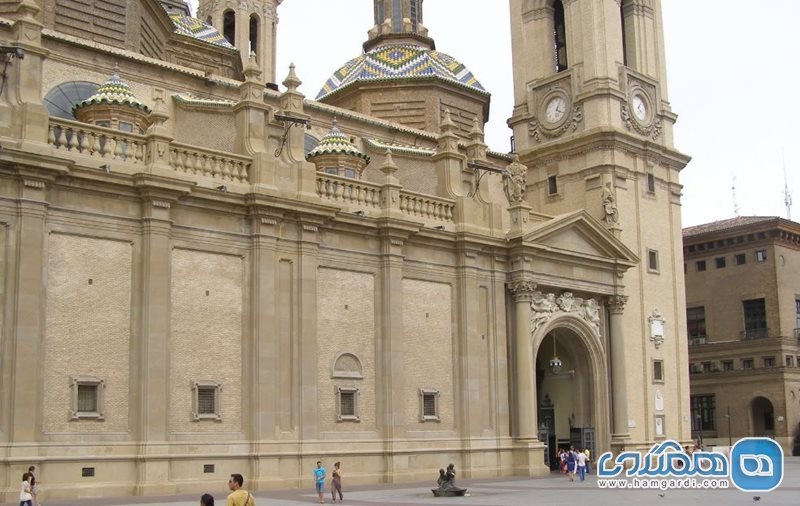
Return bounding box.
[192,381,222,421]
[419,388,440,422]
[337,387,359,422]
[70,376,104,420]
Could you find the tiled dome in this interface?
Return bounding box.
[317,43,487,101]
[306,120,370,163]
[169,14,236,49]
[73,67,151,114]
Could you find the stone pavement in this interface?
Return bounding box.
[12,458,800,506]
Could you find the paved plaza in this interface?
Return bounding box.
[10,457,798,506]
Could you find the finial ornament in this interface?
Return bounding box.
[283,63,302,91]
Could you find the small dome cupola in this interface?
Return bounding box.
[72,66,151,134]
[306,119,370,179]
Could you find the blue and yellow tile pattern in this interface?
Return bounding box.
[317,43,487,100]
[170,14,235,49]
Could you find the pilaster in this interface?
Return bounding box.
[133,176,192,496]
[297,217,321,440]
[9,174,50,444]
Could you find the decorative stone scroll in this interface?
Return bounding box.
[648,308,666,348]
[530,291,601,334]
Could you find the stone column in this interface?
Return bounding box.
[608,294,630,440]
[248,209,281,488]
[297,219,321,440]
[377,227,408,481]
[135,195,175,496]
[9,177,49,443]
[509,279,538,441]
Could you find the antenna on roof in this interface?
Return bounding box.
[731,175,740,217]
[783,149,793,220]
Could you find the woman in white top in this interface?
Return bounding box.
[19,472,33,506]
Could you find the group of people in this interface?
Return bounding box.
[557,447,591,482]
[196,461,343,506]
[18,466,40,506]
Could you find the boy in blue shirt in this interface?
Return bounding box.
[313,461,326,504]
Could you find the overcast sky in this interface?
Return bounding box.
[187,0,799,227]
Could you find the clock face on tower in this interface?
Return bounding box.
[632,94,648,121]
[544,96,567,124]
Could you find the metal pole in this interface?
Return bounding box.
[727,406,733,447]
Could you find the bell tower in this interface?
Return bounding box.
[365,0,433,51]
[198,0,283,83]
[507,0,691,450]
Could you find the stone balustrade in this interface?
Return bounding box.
[169,143,250,183]
[316,173,382,208]
[399,190,454,222]
[48,118,146,164]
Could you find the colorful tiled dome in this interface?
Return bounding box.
[170,14,235,49]
[317,44,487,101]
[73,67,151,114]
[306,120,370,163]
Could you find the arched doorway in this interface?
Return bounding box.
[751,396,775,437]
[533,316,608,470]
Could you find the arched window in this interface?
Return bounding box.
[392,0,402,32]
[223,10,236,45]
[249,14,259,57]
[554,0,568,72]
[44,81,100,119]
[375,0,385,25]
[410,0,419,31]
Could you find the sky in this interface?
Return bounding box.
[186,0,800,227]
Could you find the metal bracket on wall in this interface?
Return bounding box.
[274,113,311,157]
[467,161,507,198]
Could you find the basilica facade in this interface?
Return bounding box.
[0,0,690,500]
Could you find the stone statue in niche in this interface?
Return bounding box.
[504,154,527,203]
[649,308,666,348]
[432,463,466,497]
[602,183,619,224]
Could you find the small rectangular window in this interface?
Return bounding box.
[337,387,359,422]
[786,355,794,367]
[192,381,221,421]
[722,360,734,371]
[742,358,754,370]
[647,249,659,273]
[547,175,558,195]
[702,362,713,373]
[419,388,440,422]
[735,253,746,265]
[715,257,726,268]
[756,250,767,262]
[646,173,656,193]
[686,306,706,339]
[81,467,95,477]
[763,357,775,368]
[204,464,215,474]
[71,376,105,420]
[696,260,706,272]
[653,360,664,382]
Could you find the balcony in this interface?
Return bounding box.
[740,328,769,340]
[689,335,707,346]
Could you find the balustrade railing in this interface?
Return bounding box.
[169,143,250,183]
[48,118,145,164]
[399,190,454,222]
[316,173,382,208]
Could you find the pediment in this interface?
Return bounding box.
[513,210,638,265]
